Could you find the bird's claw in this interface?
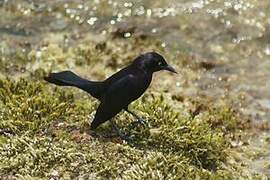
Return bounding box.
[117,131,130,141]
[113,128,132,141]
[135,118,149,127]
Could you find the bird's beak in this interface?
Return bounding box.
[163,65,177,74]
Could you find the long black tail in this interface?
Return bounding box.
[44,71,104,99]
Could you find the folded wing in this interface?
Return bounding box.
[90,74,140,129]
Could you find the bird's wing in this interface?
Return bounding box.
[103,74,140,104]
[91,74,141,129]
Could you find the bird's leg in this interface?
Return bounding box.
[110,120,129,140]
[125,108,149,127]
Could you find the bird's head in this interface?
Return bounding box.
[134,52,177,74]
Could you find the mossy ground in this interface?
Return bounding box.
[0,78,243,179]
[0,9,268,177]
[0,51,265,179]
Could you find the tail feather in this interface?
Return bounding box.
[44,71,104,99]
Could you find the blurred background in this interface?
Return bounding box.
[0,0,270,178]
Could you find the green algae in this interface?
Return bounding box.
[0,78,94,137]
[0,78,262,179]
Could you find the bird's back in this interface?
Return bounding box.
[104,66,131,87]
[102,65,152,100]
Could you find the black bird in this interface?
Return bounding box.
[44,52,177,137]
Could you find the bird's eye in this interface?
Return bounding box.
[158,61,163,66]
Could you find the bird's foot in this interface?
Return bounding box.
[135,118,149,127]
[137,118,148,126]
[117,131,130,141]
[113,128,132,141]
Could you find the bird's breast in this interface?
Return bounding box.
[133,73,152,98]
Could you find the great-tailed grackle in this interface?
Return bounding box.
[44,52,177,138]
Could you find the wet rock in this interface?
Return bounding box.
[0,26,32,36]
[49,19,67,31]
[257,99,270,109]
